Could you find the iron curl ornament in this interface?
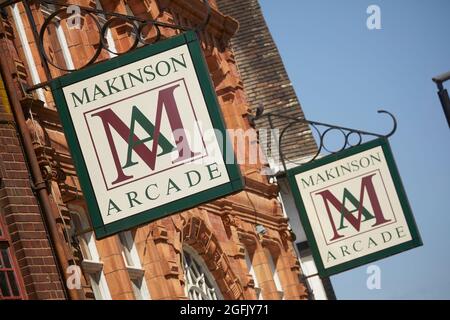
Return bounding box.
[251,107,397,173]
[0,0,212,91]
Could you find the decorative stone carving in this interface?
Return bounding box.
[152,224,169,243]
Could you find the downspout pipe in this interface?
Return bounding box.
[0,56,81,300]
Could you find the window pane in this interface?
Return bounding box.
[79,236,93,261]
[131,278,143,300]
[89,272,103,300]
[7,271,20,297]
[1,248,11,268]
[0,271,11,297]
[118,233,133,265]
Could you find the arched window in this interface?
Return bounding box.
[182,246,223,300]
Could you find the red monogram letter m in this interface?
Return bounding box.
[316,173,391,241]
[92,84,199,185]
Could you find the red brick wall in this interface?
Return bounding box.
[0,42,65,300]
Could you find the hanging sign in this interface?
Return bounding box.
[287,138,422,276]
[50,31,243,239]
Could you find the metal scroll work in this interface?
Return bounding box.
[251,107,398,174]
[0,0,211,90]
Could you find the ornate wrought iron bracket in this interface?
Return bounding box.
[2,0,212,92]
[251,106,397,174]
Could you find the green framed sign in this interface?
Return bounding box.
[50,31,243,239]
[287,138,422,277]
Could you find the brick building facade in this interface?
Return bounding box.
[0,0,318,300]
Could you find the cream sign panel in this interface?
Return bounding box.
[51,32,243,238]
[287,139,421,276]
[62,44,229,224]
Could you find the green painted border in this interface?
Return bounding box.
[286,138,422,277]
[50,31,243,239]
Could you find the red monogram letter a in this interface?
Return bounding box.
[92,84,199,185]
[316,174,391,241]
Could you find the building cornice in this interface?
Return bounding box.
[157,0,238,45]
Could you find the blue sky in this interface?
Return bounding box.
[259,0,450,299]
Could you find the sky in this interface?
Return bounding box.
[259,0,450,300]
